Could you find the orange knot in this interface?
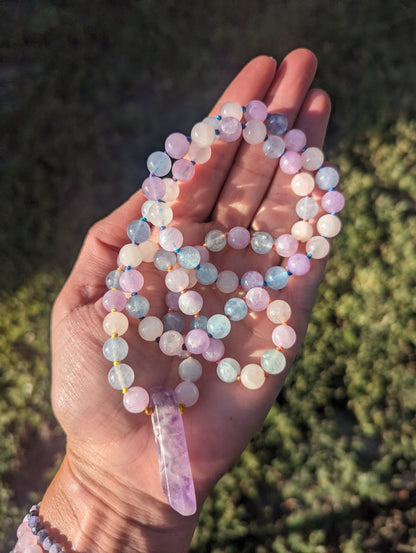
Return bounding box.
[144,406,154,415]
[179,403,186,414]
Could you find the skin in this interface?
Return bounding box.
[40,48,331,552]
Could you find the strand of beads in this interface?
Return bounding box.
[11,503,63,553]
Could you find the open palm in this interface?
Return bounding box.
[47,49,331,546]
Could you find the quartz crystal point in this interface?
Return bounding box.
[149,386,197,516]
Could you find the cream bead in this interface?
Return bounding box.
[220,101,243,120]
[317,214,342,237]
[137,240,159,262]
[138,316,163,341]
[241,364,266,390]
[103,311,129,336]
[191,122,216,147]
[267,300,292,324]
[291,172,315,196]
[119,244,142,267]
[291,220,314,242]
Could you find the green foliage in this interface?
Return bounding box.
[1,0,416,551]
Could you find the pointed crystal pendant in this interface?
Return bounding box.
[149,386,197,516]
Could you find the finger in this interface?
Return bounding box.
[211,48,318,229]
[252,88,331,236]
[172,55,277,222]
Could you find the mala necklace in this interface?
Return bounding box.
[100,100,344,516]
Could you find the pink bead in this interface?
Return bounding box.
[241,270,264,291]
[185,329,210,354]
[272,324,297,348]
[142,176,166,200]
[164,133,190,159]
[172,159,195,182]
[287,253,311,276]
[227,226,251,249]
[218,116,242,142]
[178,290,203,315]
[245,287,270,311]
[280,151,303,174]
[321,190,345,213]
[165,268,189,292]
[194,245,209,263]
[102,289,127,312]
[202,338,225,361]
[165,291,180,310]
[119,270,144,293]
[274,234,299,257]
[245,100,268,121]
[123,386,150,413]
[159,227,183,251]
[284,129,307,151]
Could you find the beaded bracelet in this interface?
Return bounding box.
[100,99,344,515]
[11,503,63,553]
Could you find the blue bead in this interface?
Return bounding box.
[196,262,218,285]
[207,314,231,339]
[106,270,122,290]
[146,151,172,176]
[251,231,274,254]
[315,166,339,190]
[162,311,185,332]
[264,266,289,290]
[177,246,201,269]
[127,219,151,243]
[190,314,209,331]
[224,298,248,321]
[261,349,286,374]
[125,295,150,318]
[103,337,128,362]
[266,113,288,135]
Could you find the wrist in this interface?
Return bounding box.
[39,451,198,553]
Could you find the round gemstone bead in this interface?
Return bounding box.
[119,244,143,268]
[175,381,199,407]
[284,129,307,151]
[245,100,268,121]
[321,190,345,213]
[123,386,149,413]
[241,270,264,291]
[245,287,270,311]
[224,297,248,321]
[291,172,315,196]
[103,311,129,336]
[296,196,319,220]
[184,329,210,354]
[147,202,173,227]
[159,227,183,251]
[141,176,166,201]
[127,219,151,243]
[165,291,180,310]
[196,262,218,285]
[141,199,155,219]
[272,324,297,348]
[287,253,311,275]
[301,146,324,170]
[162,311,185,332]
[147,151,172,176]
[190,314,209,331]
[315,166,340,190]
[126,294,150,318]
[217,357,241,383]
[262,135,285,158]
[165,268,189,292]
[291,220,313,242]
[251,231,274,254]
[267,299,292,324]
[264,266,289,289]
[243,120,267,144]
[138,316,163,341]
[164,132,190,159]
[227,226,250,249]
[205,229,227,252]
[172,159,195,182]
[102,289,127,312]
[138,240,159,262]
[154,249,176,271]
[306,236,330,259]
[106,269,122,290]
[220,101,243,120]
[159,330,184,356]
[216,270,239,293]
[120,269,144,293]
[207,314,231,339]
[191,121,216,147]
[178,290,203,315]
[241,363,265,390]
[218,116,242,142]
[108,363,135,390]
[188,142,212,164]
[317,214,342,237]
[103,337,128,362]
[202,338,225,362]
[202,116,220,133]
[179,357,202,381]
[162,178,180,202]
[266,113,288,135]
[280,151,303,174]
[274,234,299,257]
[261,349,286,374]
[194,245,209,263]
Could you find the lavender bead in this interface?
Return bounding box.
[245,100,268,121]
[266,113,288,135]
[274,234,298,257]
[287,253,311,276]
[163,311,185,332]
[102,289,127,312]
[123,386,149,413]
[164,132,190,159]
[284,129,307,151]
[280,151,303,174]
[227,226,250,249]
[202,338,225,362]
[142,176,166,200]
[49,544,63,553]
[241,270,264,291]
[149,386,197,516]
[172,159,195,182]
[245,287,270,311]
[165,291,180,310]
[36,529,49,544]
[321,190,345,213]
[184,329,210,354]
[120,269,144,293]
[28,516,40,528]
[218,116,242,142]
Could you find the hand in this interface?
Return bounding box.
[41,48,331,553]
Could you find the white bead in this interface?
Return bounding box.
[178,290,203,315]
[306,236,331,259]
[178,357,203,382]
[137,240,159,262]
[242,120,266,144]
[317,214,342,237]
[216,270,239,293]
[165,268,189,292]
[147,202,173,226]
[175,381,199,407]
[162,178,180,202]
[191,122,216,147]
[188,143,212,164]
[220,101,243,120]
[291,220,314,242]
[159,330,184,356]
[138,316,163,341]
[296,196,319,220]
[119,244,142,267]
[291,172,315,196]
[141,200,156,218]
[240,364,266,390]
[267,300,292,324]
[301,147,324,171]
